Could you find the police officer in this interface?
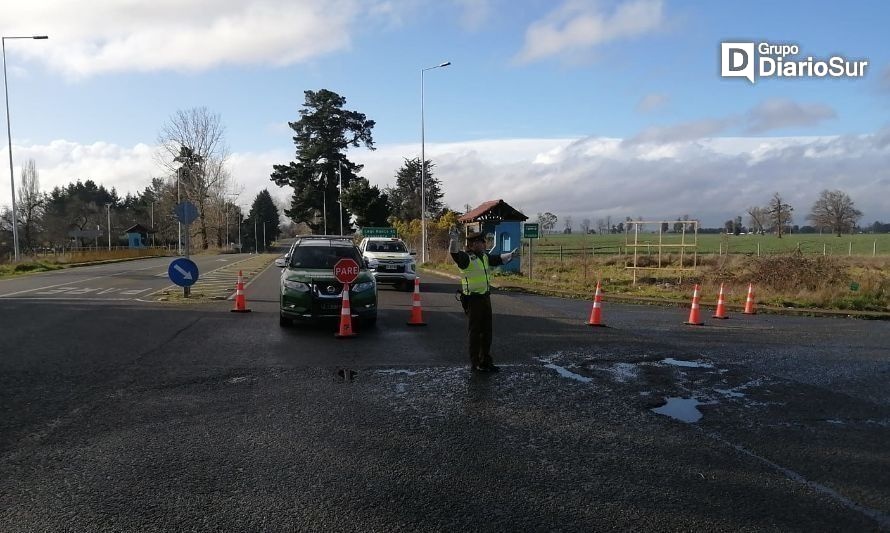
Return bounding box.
[449,229,518,372]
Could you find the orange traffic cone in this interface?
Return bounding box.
[684,284,704,325]
[587,281,606,327]
[743,283,756,315]
[406,277,427,326]
[712,283,729,319]
[335,282,357,338]
[230,270,252,313]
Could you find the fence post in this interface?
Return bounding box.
[823,243,826,256]
[849,242,852,256]
[757,242,760,257]
[559,245,563,264]
[874,240,877,257]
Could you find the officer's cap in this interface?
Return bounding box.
[465,231,485,244]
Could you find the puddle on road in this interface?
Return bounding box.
[651,397,714,423]
[662,358,714,369]
[543,363,592,383]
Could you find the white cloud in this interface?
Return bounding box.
[636,93,668,113]
[745,98,837,134]
[625,118,736,145]
[453,0,495,31]
[3,131,889,229]
[514,0,664,64]
[2,0,387,77]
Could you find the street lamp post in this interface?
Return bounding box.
[238,207,243,252]
[420,61,450,263]
[3,34,48,262]
[105,203,112,250]
[338,160,343,236]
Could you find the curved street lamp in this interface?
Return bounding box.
[420,61,450,263]
[3,34,48,262]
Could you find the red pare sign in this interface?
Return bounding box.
[333,258,360,284]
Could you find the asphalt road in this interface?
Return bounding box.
[1,249,888,532]
[0,254,258,301]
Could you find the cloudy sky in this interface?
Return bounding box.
[2,0,889,227]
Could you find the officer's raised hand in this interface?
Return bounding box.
[448,225,460,253]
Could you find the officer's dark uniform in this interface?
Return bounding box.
[450,232,509,372]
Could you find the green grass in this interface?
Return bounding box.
[0,248,170,279]
[424,243,890,314]
[530,233,890,256]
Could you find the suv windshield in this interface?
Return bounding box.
[366,241,407,253]
[289,245,362,269]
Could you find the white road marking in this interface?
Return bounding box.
[0,275,108,297]
[120,288,152,295]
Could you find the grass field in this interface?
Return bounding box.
[425,232,890,313]
[0,248,168,278]
[529,232,890,257]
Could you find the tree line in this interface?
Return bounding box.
[536,190,874,237]
[0,107,284,258]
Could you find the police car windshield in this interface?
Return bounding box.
[367,241,407,253]
[289,245,361,269]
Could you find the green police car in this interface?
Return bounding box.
[277,236,377,327]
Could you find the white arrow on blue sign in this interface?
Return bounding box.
[175,201,199,225]
[168,258,199,287]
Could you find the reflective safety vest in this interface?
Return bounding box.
[460,253,490,295]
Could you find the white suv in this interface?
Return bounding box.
[358,237,417,290]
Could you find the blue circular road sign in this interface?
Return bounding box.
[168,258,199,287]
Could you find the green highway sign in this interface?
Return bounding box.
[362,226,397,238]
[523,223,540,239]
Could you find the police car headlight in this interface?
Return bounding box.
[352,281,375,293]
[283,280,310,292]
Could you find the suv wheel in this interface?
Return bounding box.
[279,314,291,327]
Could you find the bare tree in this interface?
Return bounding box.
[17,159,45,250]
[747,206,767,234]
[580,218,591,234]
[808,189,862,236]
[596,218,607,234]
[536,212,558,234]
[564,215,573,233]
[766,193,793,238]
[158,107,229,249]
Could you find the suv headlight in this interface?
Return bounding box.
[353,281,375,293]
[366,258,379,269]
[283,280,310,292]
[407,260,416,272]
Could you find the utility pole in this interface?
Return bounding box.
[338,160,343,236]
[105,203,112,251]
